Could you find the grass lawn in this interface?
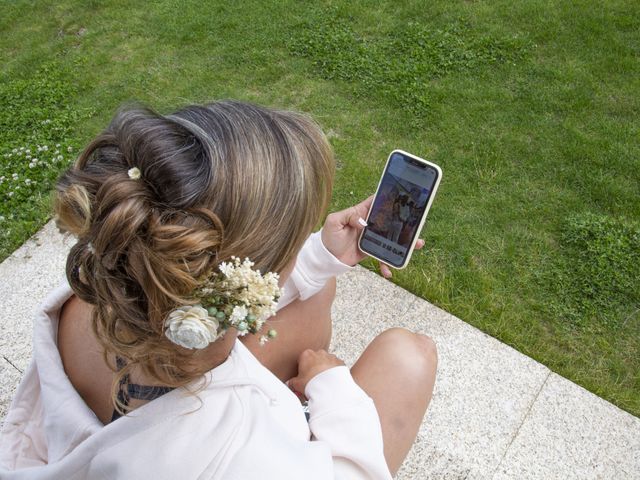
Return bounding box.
[1,0,638,415]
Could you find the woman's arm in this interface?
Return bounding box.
[303,366,393,479]
[277,230,354,311]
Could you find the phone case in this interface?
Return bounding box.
[358,149,442,269]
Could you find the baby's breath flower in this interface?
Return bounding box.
[229,305,248,323]
[165,256,281,349]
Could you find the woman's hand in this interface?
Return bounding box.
[321,195,426,278]
[287,348,345,398]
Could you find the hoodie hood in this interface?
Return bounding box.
[0,278,290,473]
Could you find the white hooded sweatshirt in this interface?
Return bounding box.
[0,230,393,479]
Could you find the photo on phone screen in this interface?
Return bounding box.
[359,150,441,268]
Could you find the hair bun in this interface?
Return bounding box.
[54,183,93,237]
[53,99,335,406]
[131,207,224,303]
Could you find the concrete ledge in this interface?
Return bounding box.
[0,221,75,372]
[492,373,640,479]
[1,220,639,479]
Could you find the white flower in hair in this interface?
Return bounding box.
[127,167,141,180]
[229,305,248,323]
[164,256,283,349]
[164,305,220,350]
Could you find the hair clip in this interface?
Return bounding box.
[128,167,141,180]
[87,242,96,254]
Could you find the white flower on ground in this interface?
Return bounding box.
[164,305,220,349]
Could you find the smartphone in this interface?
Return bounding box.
[358,149,442,269]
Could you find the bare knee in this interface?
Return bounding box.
[302,276,336,308]
[374,327,438,379]
[414,332,438,369]
[319,276,337,304]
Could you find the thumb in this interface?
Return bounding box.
[287,376,303,395]
[344,206,369,231]
[288,378,309,401]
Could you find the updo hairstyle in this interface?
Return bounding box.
[53,100,335,412]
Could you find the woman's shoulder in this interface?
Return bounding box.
[58,294,115,424]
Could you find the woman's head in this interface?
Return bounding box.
[53,99,335,397]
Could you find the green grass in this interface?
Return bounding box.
[1,0,638,416]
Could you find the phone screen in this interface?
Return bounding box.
[360,151,439,267]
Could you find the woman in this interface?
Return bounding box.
[389,196,405,244]
[0,100,437,479]
[367,183,396,241]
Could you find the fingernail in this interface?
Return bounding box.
[358,217,368,227]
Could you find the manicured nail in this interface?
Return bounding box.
[358,217,368,227]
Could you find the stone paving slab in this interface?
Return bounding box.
[1,220,639,479]
[0,221,75,372]
[492,373,640,480]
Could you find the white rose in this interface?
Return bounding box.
[164,305,220,349]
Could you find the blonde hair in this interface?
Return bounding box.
[53,100,335,415]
